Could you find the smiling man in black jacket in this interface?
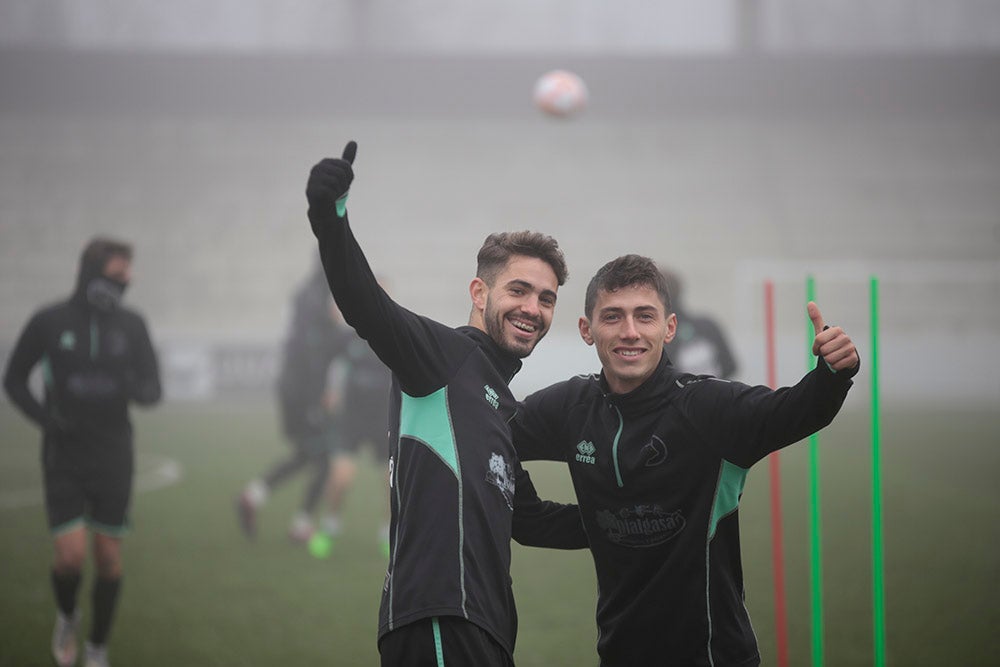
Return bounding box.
[513,254,860,667]
[306,141,587,667]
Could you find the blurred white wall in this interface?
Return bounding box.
[2,0,999,54]
[1,1,998,406]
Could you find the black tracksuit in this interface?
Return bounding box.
[310,214,587,661]
[276,269,347,441]
[514,352,857,666]
[4,275,161,531]
[4,292,160,439]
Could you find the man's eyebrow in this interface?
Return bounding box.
[598,304,659,315]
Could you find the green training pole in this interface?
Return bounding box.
[806,275,824,667]
[870,276,887,666]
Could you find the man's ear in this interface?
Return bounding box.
[470,277,488,312]
[579,317,595,346]
[663,312,678,344]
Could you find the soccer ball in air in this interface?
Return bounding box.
[533,70,588,118]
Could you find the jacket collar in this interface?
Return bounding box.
[597,347,681,417]
[457,326,523,384]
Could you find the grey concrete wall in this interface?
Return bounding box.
[1,54,998,405]
[2,0,999,54]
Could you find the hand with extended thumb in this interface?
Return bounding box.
[307,141,358,223]
[808,301,860,372]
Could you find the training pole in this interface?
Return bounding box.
[764,281,789,667]
[870,276,887,666]
[806,275,824,667]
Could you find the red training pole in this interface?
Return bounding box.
[765,280,790,667]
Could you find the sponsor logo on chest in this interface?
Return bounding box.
[595,504,686,547]
[575,440,596,465]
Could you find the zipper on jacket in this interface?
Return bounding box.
[611,405,625,488]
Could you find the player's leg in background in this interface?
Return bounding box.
[83,448,132,667]
[323,450,358,535]
[51,526,86,667]
[85,532,123,667]
[237,434,313,541]
[306,423,348,558]
[45,445,88,667]
[289,432,334,544]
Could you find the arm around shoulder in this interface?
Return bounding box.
[511,462,588,550]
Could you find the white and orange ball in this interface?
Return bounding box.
[533,69,588,118]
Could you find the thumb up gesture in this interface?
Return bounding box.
[808,302,860,372]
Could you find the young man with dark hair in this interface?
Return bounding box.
[4,237,162,667]
[514,253,860,667]
[306,142,586,666]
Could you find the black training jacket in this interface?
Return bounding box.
[4,291,161,444]
[514,352,857,666]
[311,213,587,658]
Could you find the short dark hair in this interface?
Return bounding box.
[584,254,671,318]
[476,231,568,287]
[80,237,133,272]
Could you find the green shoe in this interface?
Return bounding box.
[308,532,333,559]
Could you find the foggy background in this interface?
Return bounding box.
[2,0,999,408]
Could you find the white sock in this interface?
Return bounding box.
[245,479,268,506]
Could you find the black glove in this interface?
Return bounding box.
[306,141,357,225]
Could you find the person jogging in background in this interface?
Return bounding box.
[4,237,162,667]
[513,254,859,667]
[306,141,588,667]
[237,263,348,543]
[307,320,393,558]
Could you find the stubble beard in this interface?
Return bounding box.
[484,298,544,359]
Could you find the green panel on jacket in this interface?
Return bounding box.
[400,388,459,477]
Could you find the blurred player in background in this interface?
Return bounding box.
[306,141,587,667]
[660,267,738,379]
[3,237,162,667]
[513,254,859,667]
[307,288,393,558]
[237,264,345,543]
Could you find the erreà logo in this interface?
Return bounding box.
[576,440,596,464]
[59,330,76,351]
[483,384,499,410]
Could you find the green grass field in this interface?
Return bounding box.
[1,401,997,666]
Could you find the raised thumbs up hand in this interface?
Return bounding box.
[808,301,860,372]
[307,141,358,222]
